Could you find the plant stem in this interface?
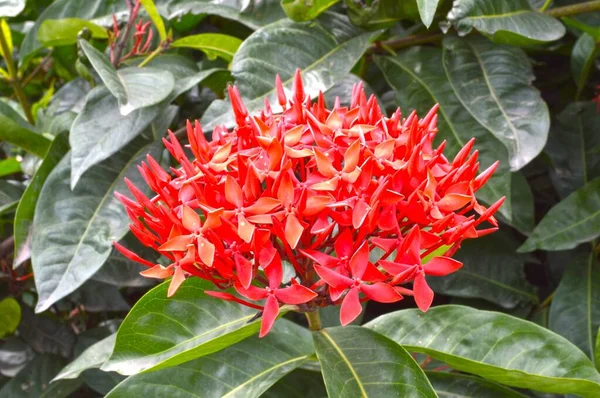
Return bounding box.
[305,309,322,331]
[138,45,162,67]
[0,28,34,124]
[539,0,552,12]
[547,0,600,18]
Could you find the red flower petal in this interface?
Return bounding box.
[234,282,268,301]
[259,295,279,337]
[349,241,369,279]
[167,266,186,297]
[181,204,201,232]
[340,287,362,326]
[158,235,190,252]
[413,272,434,312]
[275,284,317,304]
[424,256,462,276]
[313,264,353,288]
[284,213,304,249]
[234,253,253,289]
[437,193,472,212]
[360,282,402,303]
[225,175,244,208]
[140,264,173,279]
[334,229,354,259]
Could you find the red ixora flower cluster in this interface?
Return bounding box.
[115,70,504,336]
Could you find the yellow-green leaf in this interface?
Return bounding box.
[171,33,242,62]
[38,18,107,47]
[0,297,21,338]
[140,0,167,41]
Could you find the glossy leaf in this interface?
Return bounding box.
[79,40,174,116]
[314,326,437,397]
[140,0,167,41]
[572,33,599,98]
[366,305,600,396]
[546,102,600,198]
[262,369,327,398]
[417,0,442,28]
[13,133,69,268]
[31,137,163,313]
[68,281,130,312]
[345,0,420,29]
[442,35,549,171]
[201,15,379,130]
[0,101,50,157]
[0,158,20,177]
[106,320,312,397]
[18,306,75,358]
[549,252,600,363]
[171,33,243,62]
[281,0,340,21]
[426,372,528,397]
[0,298,20,338]
[446,0,566,45]
[0,0,24,17]
[53,334,116,382]
[519,177,600,252]
[428,231,537,308]
[102,278,262,375]
[37,18,107,47]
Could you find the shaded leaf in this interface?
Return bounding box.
[519,177,600,252]
[0,298,20,338]
[68,281,130,312]
[314,326,437,397]
[345,0,420,29]
[0,101,50,157]
[572,33,599,98]
[446,0,565,45]
[262,369,327,398]
[549,252,600,363]
[426,372,528,397]
[171,33,243,62]
[0,338,34,378]
[366,305,600,396]
[13,133,69,268]
[102,278,262,375]
[0,180,24,215]
[18,306,75,358]
[281,0,340,21]
[442,35,549,171]
[37,18,107,47]
[106,319,312,397]
[53,334,116,382]
[417,0,442,28]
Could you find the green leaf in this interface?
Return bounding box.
[596,327,600,372]
[69,87,173,189]
[53,334,116,382]
[37,18,107,47]
[366,305,600,396]
[0,337,34,378]
[0,158,21,177]
[345,0,421,29]
[442,35,550,171]
[546,102,600,198]
[0,19,12,60]
[106,319,312,397]
[0,180,24,216]
[572,33,599,98]
[171,33,242,62]
[314,326,437,397]
[549,252,600,364]
[31,136,164,313]
[0,101,51,157]
[102,278,263,375]
[0,0,24,17]
[426,372,528,397]
[417,0,442,28]
[201,14,379,131]
[79,40,174,116]
[68,280,130,312]
[140,0,167,41]
[446,0,566,45]
[13,133,69,269]
[0,298,20,338]
[427,231,537,308]
[519,177,600,252]
[17,306,75,358]
[281,0,340,21]
[262,369,327,397]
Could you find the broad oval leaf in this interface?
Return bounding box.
[79,40,175,116]
[427,231,537,308]
[13,133,70,268]
[171,33,243,62]
[314,326,437,397]
[31,136,163,313]
[0,101,50,157]
[549,252,600,363]
[105,319,312,397]
[0,0,24,17]
[426,372,528,397]
[281,0,340,21]
[345,0,420,29]
[0,298,20,338]
[442,35,549,171]
[201,14,379,130]
[53,334,116,381]
[519,177,600,252]
[366,305,600,396]
[102,278,262,375]
[37,18,107,47]
[446,0,566,45]
[546,102,600,198]
[572,33,599,98]
[417,0,442,28]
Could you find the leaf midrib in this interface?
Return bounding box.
[320,329,368,397]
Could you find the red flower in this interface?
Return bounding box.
[115,70,503,336]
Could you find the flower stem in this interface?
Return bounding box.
[138,45,162,67]
[547,0,600,18]
[0,28,34,124]
[305,309,322,331]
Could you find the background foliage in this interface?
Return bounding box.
[0,0,600,396]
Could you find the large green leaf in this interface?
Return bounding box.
[79,40,174,116]
[549,252,600,363]
[262,369,327,397]
[366,305,600,396]
[17,306,75,358]
[417,0,442,28]
[446,0,565,45]
[427,231,537,308]
[0,0,24,17]
[546,102,600,198]
[13,133,69,268]
[426,372,527,397]
[171,33,243,62]
[0,338,34,378]
[572,33,599,98]
[0,101,50,157]
[281,0,340,21]
[442,36,549,171]
[53,334,116,382]
[37,18,107,47]
[31,136,163,313]
[201,14,379,130]
[345,0,420,29]
[106,319,312,397]
[102,278,262,375]
[314,326,437,397]
[69,87,174,188]
[0,298,20,338]
[519,177,600,252]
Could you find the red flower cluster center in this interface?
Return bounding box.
[116,70,503,336]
